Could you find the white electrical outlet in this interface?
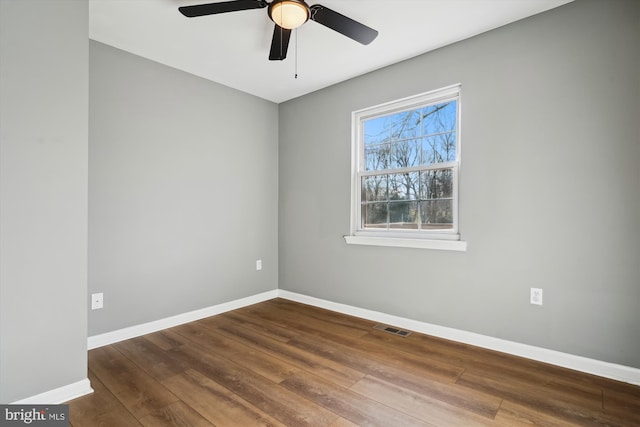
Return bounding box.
[91,292,104,310]
[530,288,543,306]
[256,259,262,271]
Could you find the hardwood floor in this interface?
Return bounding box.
[68,298,640,426]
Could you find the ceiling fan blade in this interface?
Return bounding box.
[179,0,267,18]
[269,25,291,61]
[310,4,378,45]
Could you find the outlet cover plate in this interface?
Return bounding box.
[530,288,543,305]
[92,293,104,310]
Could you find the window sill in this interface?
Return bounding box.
[343,235,467,251]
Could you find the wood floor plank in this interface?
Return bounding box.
[328,418,361,427]
[287,332,502,419]
[161,369,286,427]
[138,400,213,427]
[338,330,465,383]
[361,330,556,390]
[266,299,376,334]
[350,375,493,427]
[461,370,604,413]
[242,299,371,341]
[398,332,624,423]
[170,322,300,384]
[201,310,297,343]
[457,371,627,427]
[143,330,185,351]
[166,343,339,426]
[114,336,187,381]
[68,372,142,427]
[240,302,465,383]
[602,387,640,425]
[280,370,433,427]
[493,400,584,427]
[209,317,367,388]
[88,345,180,419]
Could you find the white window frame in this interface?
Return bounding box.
[345,84,467,251]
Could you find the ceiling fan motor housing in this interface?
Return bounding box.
[268,0,310,29]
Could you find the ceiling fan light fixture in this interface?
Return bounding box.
[268,0,310,30]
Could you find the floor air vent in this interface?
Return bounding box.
[373,324,411,337]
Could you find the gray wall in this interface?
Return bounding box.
[89,42,279,335]
[0,1,89,402]
[279,0,640,368]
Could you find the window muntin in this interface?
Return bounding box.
[352,85,461,240]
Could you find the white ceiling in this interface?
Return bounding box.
[89,0,572,103]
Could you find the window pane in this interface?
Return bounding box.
[364,116,390,145]
[365,144,390,171]
[420,200,453,229]
[389,172,419,201]
[363,175,388,202]
[391,139,420,169]
[389,201,419,229]
[391,109,421,141]
[363,202,388,228]
[420,169,453,200]
[421,132,456,165]
[422,100,456,136]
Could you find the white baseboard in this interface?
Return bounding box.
[277,290,640,386]
[12,378,93,404]
[87,290,278,349]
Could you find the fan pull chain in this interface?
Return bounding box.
[294,28,298,79]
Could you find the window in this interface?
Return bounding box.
[345,84,466,251]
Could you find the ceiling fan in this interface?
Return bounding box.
[179,0,379,61]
